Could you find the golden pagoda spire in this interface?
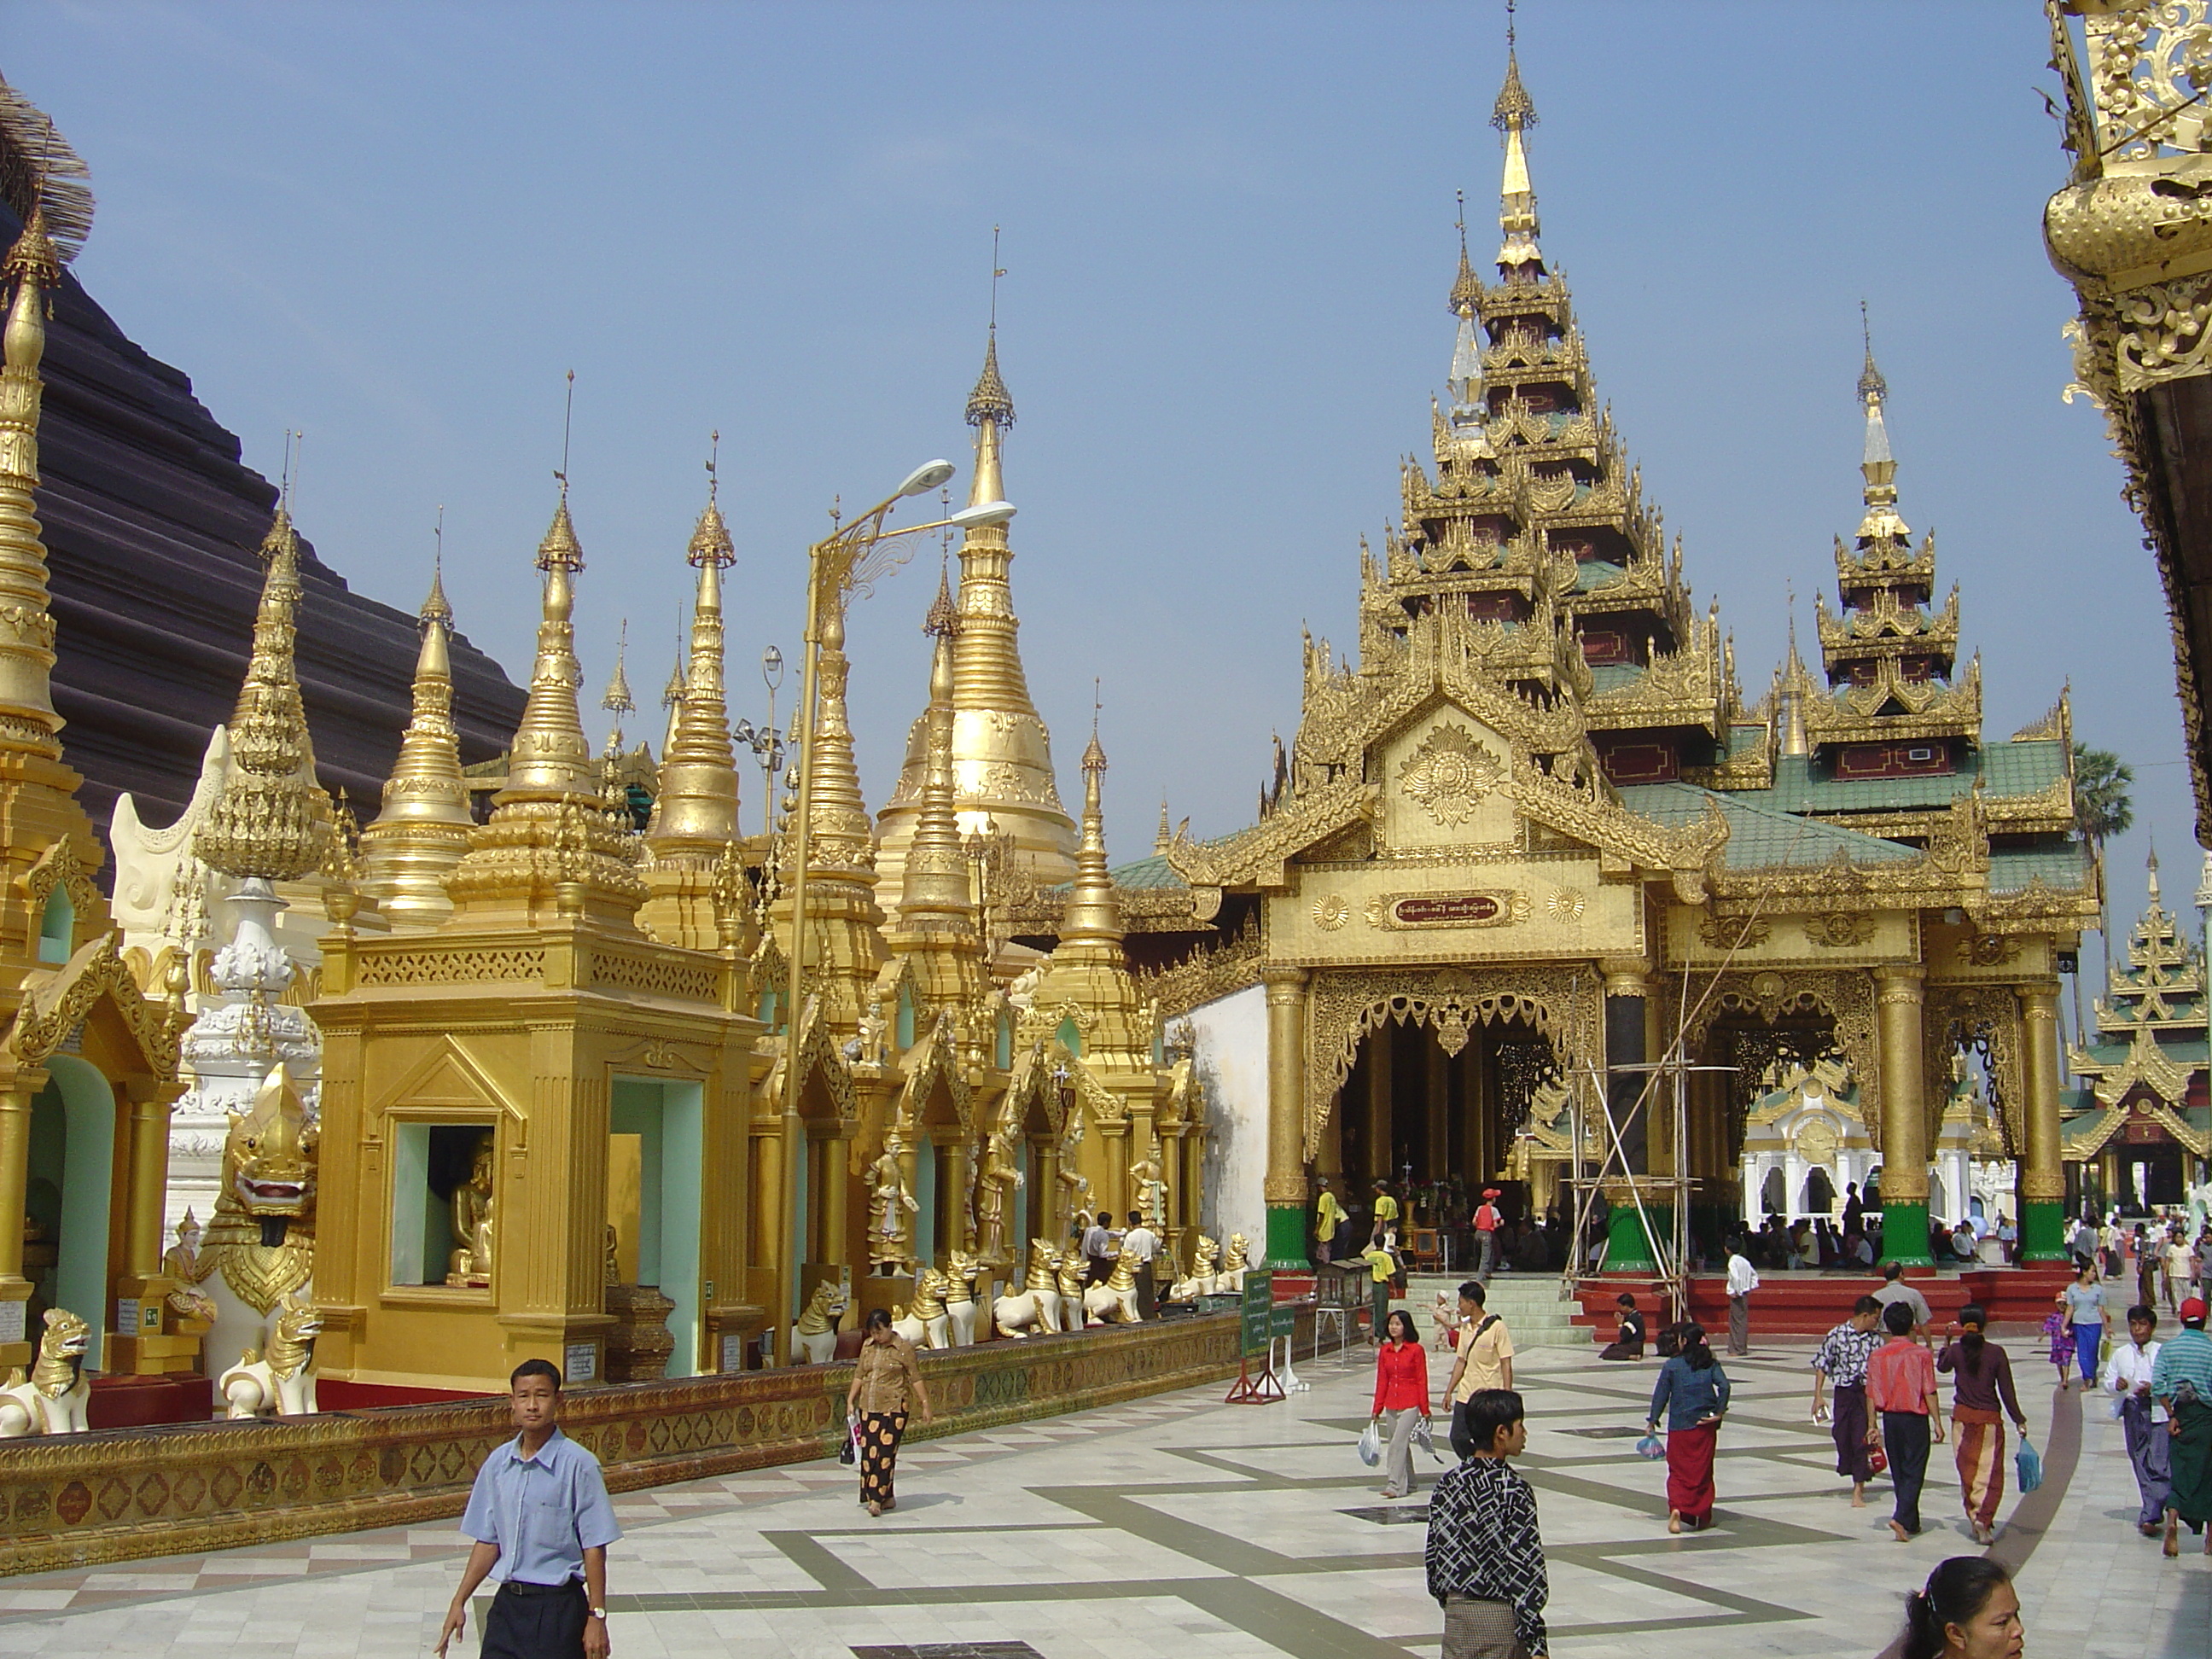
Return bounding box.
[1492,19,1543,274]
[1154,793,1172,855]
[876,295,1074,910]
[1445,190,1492,446]
[499,480,595,803]
[660,614,685,760]
[194,501,334,881]
[599,619,634,758]
[358,553,473,926]
[1855,301,1906,543]
[0,207,65,754]
[896,568,975,926]
[646,441,742,859]
[1059,697,1123,948]
[1778,601,1811,760]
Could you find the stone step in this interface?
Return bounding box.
[1402,1274,1591,1348]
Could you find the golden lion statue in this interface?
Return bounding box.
[218,1292,323,1418]
[0,1307,91,1436]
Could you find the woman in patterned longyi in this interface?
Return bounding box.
[845,1307,934,1517]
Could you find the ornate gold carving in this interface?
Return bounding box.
[1303,965,1600,1158]
[1922,983,2024,1155]
[1133,917,1262,1018]
[1395,723,1508,829]
[6,934,183,1073]
[1955,932,2023,968]
[1546,887,1586,924]
[1311,893,1350,931]
[1803,912,1877,949]
[355,947,547,987]
[1669,969,1881,1138]
[590,949,719,1004]
[1699,914,1770,952]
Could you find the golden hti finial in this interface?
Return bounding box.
[600,617,635,759]
[1853,305,1906,543]
[1492,0,1542,273]
[1777,582,1811,760]
[195,483,335,881]
[648,431,743,857]
[1449,188,1481,316]
[0,134,80,754]
[359,532,473,926]
[1061,678,1121,946]
[501,373,596,802]
[894,568,972,927]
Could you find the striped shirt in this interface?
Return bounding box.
[1425,1456,1547,1655]
[2152,1326,2212,1408]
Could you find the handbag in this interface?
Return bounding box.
[1866,1443,1888,1477]
[1357,1419,1382,1467]
[838,1412,860,1467]
[2015,1435,2043,1494]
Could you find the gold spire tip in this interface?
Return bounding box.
[420,509,453,631]
[966,329,1016,428]
[923,557,959,637]
[1857,300,1886,405]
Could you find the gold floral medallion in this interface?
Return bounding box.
[1311,894,1351,931]
[1395,724,1506,829]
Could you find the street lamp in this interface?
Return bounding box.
[771,467,1015,1363]
[732,645,789,844]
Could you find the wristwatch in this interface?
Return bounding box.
[588,1607,607,1621]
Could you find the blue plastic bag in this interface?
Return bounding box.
[1635,1431,1665,1461]
[2016,1435,2043,1494]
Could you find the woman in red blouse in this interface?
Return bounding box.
[1371,1308,1432,1499]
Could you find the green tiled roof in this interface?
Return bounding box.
[1588,663,1643,692]
[2078,1036,2209,1068]
[1988,846,2091,895]
[1617,782,1922,870]
[1749,742,2069,814]
[1575,560,1627,593]
[1106,853,1187,891]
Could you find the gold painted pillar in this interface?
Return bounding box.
[1098,1121,1128,1225]
[818,1130,850,1266]
[1262,964,1310,1266]
[1366,1018,1394,1182]
[0,1076,38,1366]
[1423,1034,1447,1185]
[2017,980,2067,1260]
[1874,965,1932,1266]
[123,1079,171,1279]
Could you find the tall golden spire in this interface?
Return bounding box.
[646,448,742,858]
[1856,303,1905,543]
[194,504,334,881]
[0,208,64,754]
[1777,602,1812,760]
[358,558,473,925]
[876,311,1074,910]
[896,569,975,926]
[599,619,634,757]
[1492,29,1543,273]
[1058,708,1123,949]
[499,483,595,803]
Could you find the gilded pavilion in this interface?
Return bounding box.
[1133,51,2098,1272]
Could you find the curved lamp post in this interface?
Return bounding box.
[771,464,1016,1363]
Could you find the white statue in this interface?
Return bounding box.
[1129,1155,1167,1234]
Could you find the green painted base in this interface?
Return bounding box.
[1880,1200,1933,1267]
[1604,1204,1660,1273]
[1265,1204,1308,1271]
[2019,1200,2069,1262]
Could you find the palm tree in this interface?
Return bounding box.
[2070,743,2135,1051]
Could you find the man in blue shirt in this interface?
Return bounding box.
[438,1359,620,1659]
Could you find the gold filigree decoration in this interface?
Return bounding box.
[1311,894,1350,932]
[1394,723,1506,829]
[1699,914,1770,951]
[1803,912,1877,949]
[1955,933,2023,969]
[1921,984,2024,1155]
[1546,887,1586,924]
[1133,916,1262,1018]
[1668,969,1881,1144]
[1303,965,1600,1159]
[6,934,182,1074]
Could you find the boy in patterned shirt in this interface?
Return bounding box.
[1426,1389,1546,1658]
[1810,1295,1884,1507]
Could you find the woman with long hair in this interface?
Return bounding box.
[2057,1255,2110,1391]
[1369,1308,1430,1500]
[1936,1304,2028,1545]
[844,1307,934,1518]
[1897,1557,2023,1659]
[1646,1320,1731,1532]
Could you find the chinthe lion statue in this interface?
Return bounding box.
[1082,1242,1144,1326]
[218,1293,323,1419]
[795,1281,851,1365]
[0,1307,91,1437]
[891,1267,951,1349]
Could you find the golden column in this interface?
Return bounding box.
[1873,964,1933,1266]
[1365,1022,1394,1185]
[1262,964,1309,1267]
[2016,979,2067,1260]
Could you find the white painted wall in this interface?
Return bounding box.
[1187,982,1269,1250]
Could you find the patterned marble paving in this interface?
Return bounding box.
[0,1327,2201,1656]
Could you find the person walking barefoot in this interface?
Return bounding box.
[1811,1297,1883,1508]
[846,1307,934,1518]
[1647,1323,1730,1533]
[1868,1300,1945,1541]
[1936,1305,2027,1546]
[1371,1309,1432,1501]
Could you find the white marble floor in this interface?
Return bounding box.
[0,1327,2199,1657]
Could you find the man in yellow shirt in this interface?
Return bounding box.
[1314,1177,1347,1264]
[1361,1243,1397,1345]
[1371,1182,1400,1249]
[1443,1280,1516,1458]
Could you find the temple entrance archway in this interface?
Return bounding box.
[27,1058,117,1370]
[1335,1014,1561,1196]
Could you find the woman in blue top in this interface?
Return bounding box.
[2056,1257,2109,1391]
[1647,1322,1732,1533]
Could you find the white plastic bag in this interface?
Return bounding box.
[1357,1419,1382,1467]
[1412,1417,1443,1463]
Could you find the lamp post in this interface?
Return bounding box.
[732,644,787,844]
[771,465,1016,1364]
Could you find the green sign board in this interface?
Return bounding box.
[1269,1305,1296,1343]
[1240,1269,1273,1358]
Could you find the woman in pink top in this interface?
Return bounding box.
[1371,1309,1431,1500]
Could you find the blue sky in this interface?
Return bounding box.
[5,3,2194,978]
